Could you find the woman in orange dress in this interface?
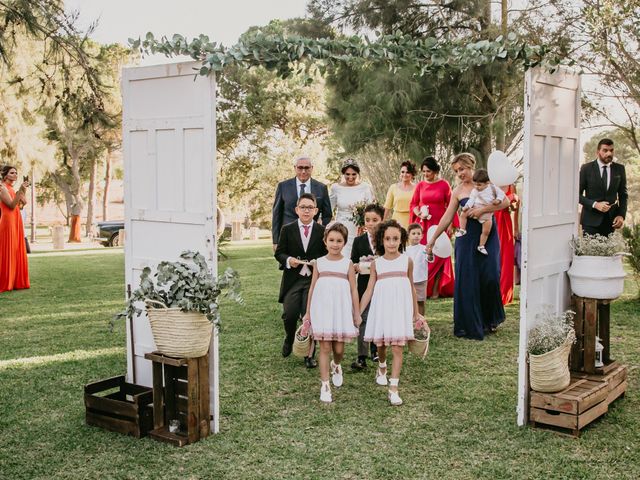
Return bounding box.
[0,165,31,293]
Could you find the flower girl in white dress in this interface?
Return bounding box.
[360,220,424,406]
[302,223,361,403]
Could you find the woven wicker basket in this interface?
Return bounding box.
[529,335,573,393]
[145,300,213,358]
[408,325,431,360]
[292,325,311,358]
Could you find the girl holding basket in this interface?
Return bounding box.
[360,220,425,406]
[302,222,362,403]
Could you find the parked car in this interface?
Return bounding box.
[94,221,124,247]
[94,214,230,248]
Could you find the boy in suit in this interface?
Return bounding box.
[579,138,627,236]
[275,193,328,368]
[350,203,385,370]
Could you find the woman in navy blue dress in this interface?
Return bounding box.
[426,153,509,340]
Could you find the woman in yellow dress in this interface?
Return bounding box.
[383,161,416,229]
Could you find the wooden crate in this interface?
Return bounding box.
[84,375,153,438]
[530,365,628,437]
[145,352,210,447]
[572,364,628,403]
[571,295,612,374]
[530,378,609,436]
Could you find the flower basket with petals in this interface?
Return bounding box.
[358,254,376,274]
[408,323,431,359]
[292,325,311,358]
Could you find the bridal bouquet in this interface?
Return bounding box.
[350,200,370,227]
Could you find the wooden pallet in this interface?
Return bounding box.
[529,364,628,437]
[84,375,153,438]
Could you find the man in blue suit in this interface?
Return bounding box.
[579,138,627,237]
[272,156,332,250]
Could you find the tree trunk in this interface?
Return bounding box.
[103,151,112,221]
[85,159,97,237]
[495,113,506,152]
[480,0,492,30]
[496,0,508,152]
[51,173,73,225]
[478,0,494,167]
[478,132,492,169]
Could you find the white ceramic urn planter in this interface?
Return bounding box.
[567,255,626,300]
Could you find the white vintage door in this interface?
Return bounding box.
[516,67,581,425]
[122,61,220,432]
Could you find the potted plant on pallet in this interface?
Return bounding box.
[528,308,576,393]
[567,233,628,300]
[117,250,242,358]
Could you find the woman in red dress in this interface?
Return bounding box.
[494,185,519,305]
[409,157,456,298]
[0,165,30,293]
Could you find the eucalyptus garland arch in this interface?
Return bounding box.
[132,31,563,79]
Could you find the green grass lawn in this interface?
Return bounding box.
[0,243,638,479]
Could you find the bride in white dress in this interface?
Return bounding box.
[330,159,375,258]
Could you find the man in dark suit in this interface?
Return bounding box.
[272,156,332,251]
[275,193,328,368]
[349,203,384,370]
[579,138,628,236]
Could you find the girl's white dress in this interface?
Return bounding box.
[310,256,359,342]
[330,182,375,258]
[364,254,415,346]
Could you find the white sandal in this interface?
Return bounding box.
[376,362,388,386]
[388,378,403,406]
[330,360,343,387]
[320,381,332,403]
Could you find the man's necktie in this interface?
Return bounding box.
[303,225,310,237]
[299,183,306,197]
[602,165,608,191]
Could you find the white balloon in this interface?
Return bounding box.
[426,225,452,258]
[488,150,519,187]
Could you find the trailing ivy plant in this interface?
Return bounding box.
[130,30,566,79]
[116,250,242,327]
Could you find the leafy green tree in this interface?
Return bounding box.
[0,0,105,106]
[308,0,546,170]
[40,40,129,240]
[1,2,128,235]
[581,0,640,156]
[216,20,334,225]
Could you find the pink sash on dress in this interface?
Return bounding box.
[376,271,407,280]
[318,271,348,280]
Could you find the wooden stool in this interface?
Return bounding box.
[145,352,210,446]
[571,295,616,375]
